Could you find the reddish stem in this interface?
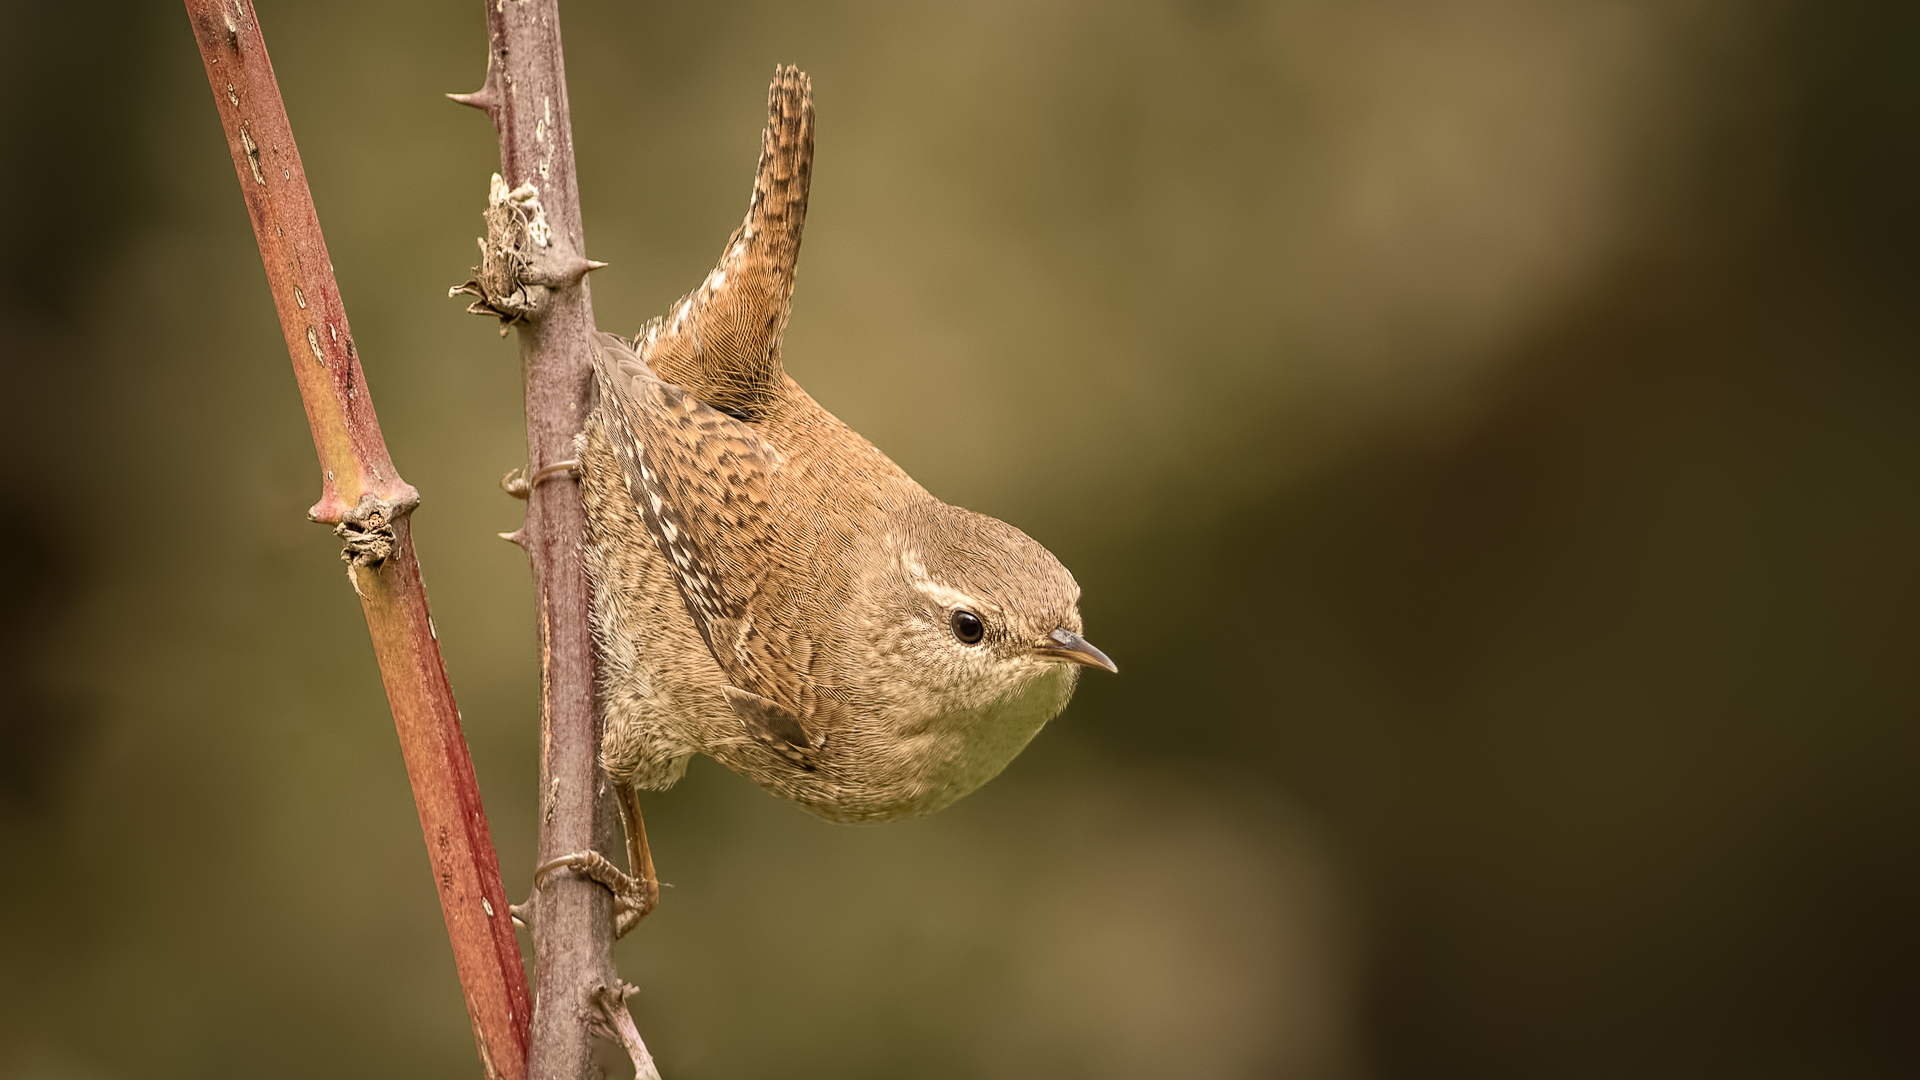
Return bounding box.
[183,3,532,1077]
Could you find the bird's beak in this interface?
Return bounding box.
[1035,628,1118,673]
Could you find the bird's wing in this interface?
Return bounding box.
[590,332,824,763]
[629,66,812,423]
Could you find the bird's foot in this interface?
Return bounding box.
[534,848,658,938]
[501,459,581,500]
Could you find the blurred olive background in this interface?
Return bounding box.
[2,0,1915,1077]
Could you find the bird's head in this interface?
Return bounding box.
[862,500,1114,748]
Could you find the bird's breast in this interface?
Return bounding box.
[842,663,1079,820]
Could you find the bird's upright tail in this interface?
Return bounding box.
[633,66,813,422]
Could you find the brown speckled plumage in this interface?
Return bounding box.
[579,68,1112,826]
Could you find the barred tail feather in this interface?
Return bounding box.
[634,66,813,423]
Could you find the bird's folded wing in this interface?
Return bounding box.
[590,332,821,752]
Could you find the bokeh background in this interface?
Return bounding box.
[2,0,1915,1076]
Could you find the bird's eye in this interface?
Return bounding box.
[950,609,985,645]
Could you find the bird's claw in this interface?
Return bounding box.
[534,849,658,938]
[501,459,580,500]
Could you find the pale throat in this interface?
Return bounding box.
[917,662,1076,810]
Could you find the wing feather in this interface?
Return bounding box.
[590,332,822,752]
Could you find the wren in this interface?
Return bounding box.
[544,67,1113,931]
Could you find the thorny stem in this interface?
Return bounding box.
[452,1,645,1077]
[183,2,531,1078]
[590,983,664,1080]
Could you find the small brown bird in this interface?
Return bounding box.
[548,67,1112,928]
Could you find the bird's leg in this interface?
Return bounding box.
[532,783,660,938]
[612,783,660,937]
